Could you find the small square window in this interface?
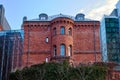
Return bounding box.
[41,17,46,20]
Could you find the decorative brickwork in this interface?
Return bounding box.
[22,16,101,67]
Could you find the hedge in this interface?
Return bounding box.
[9,61,107,80]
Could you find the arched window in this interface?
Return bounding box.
[60,26,65,34]
[53,28,56,35]
[68,45,72,56]
[53,45,57,56]
[60,44,65,56]
[68,28,72,35]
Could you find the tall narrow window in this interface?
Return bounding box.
[68,45,72,56]
[53,45,57,56]
[60,44,65,56]
[45,37,48,43]
[46,57,48,63]
[68,28,72,35]
[53,28,56,35]
[61,26,65,34]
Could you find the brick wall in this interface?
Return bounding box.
[73,21,101,64]
[22,18,101,67]
[22,21,51,67]
[108,70,120,80]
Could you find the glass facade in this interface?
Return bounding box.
[105,18,120,62]
[0,30,23,80]
[101,17,120,63]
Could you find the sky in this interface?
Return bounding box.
[0,0,119,30]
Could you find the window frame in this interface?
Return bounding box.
[68,28,72,35]
[53,45,57,56]
[45,37,48,43]
[53,28,57,35]
[60,44,65,56]
[68,45,72,56]
[60,26,65,35]
[40,17,46,20]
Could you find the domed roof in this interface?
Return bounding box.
[75,13,85,21]
[48,13,75,20]
[39,13,48,20]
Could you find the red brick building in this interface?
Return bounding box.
[22,13,101,67]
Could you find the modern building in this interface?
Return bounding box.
[101,16,120,62]
[22,13,101,67]
[0,5,11,30]
[0,4,12,80]
[0,30,23,80]
[100,0,120,63]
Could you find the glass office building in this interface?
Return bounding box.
[101,15,120,63]
[0,30,23,80]
[101,0,120,63]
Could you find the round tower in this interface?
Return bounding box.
[50,17,74,61]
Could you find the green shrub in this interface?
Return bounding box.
[9,62,107,80]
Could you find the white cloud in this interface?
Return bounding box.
[86,0,119,20]
[80,9,84,13]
